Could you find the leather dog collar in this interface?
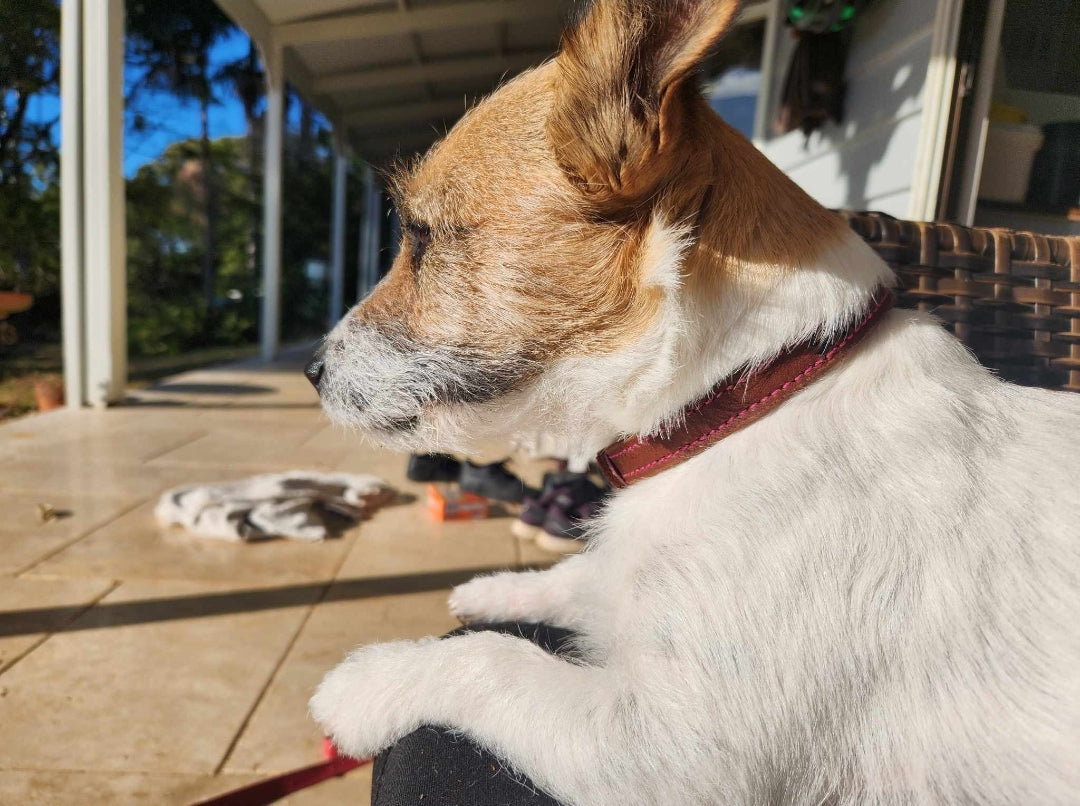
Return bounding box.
[596,290,895,488]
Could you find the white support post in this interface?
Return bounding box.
[328,137,348,329]
[359,164,382,299]
[909,0,965,221]
[81,0,126,406]
[356,189,365,299]
[260,45,284,362]
[60,0,84,409]
[751,0,783,146]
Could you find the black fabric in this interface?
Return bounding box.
[774,30,849,137]
[370,622,574,806]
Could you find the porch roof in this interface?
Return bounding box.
[215,0,575,162]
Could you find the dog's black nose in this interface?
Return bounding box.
[304,356,325,391]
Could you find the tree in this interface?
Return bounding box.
[214,41,263,276]
[0,0,60,299]
[126,136,259,356]
[126,0,235,305]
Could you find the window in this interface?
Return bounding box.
[701,20,767,141]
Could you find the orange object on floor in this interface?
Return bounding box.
[426,483,489,521]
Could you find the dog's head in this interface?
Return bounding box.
[312,0,755,453]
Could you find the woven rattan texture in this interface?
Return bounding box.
[842,212,1080,392]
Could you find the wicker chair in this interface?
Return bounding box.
[841,212,1080,392]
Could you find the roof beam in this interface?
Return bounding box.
[214,1,341,125]
[313,49,552,94]
[738,1,772,23]
[343,98,470,132]
[353,129,441,161]
[276,0,572,46]
[215,0,273,54]
[282,47,342,126]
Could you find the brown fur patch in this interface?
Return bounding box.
[354,0,845,373]
[357,62,664,363]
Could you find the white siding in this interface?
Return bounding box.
[756,0,940,218]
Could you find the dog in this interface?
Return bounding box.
[306,0,1080,802]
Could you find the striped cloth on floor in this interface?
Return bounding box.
[155,471,390,541]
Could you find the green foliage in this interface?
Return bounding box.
[0,0,60,296]
[127,0,237,305]
[126,0,233,110]
[280,117,333,342]
[1,0,342,362]
[126,136,261,357]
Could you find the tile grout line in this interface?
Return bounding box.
[212,529,363,776]
[15,497,149,577]
[0,578,121,677]
[138,430,212,464]
[211,593,323,776]
[0,764,255,777]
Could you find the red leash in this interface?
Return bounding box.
[189,740,369,806]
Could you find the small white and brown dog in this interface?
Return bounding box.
[307,0,1080,803]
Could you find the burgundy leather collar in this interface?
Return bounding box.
[596,290,895,488]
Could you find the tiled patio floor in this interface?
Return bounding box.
[0,347,555,805]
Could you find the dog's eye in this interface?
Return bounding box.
[407,222,431,266]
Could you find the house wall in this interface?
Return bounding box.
[756,0,942,218]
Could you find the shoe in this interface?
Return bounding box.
[535,495,607,554]
[406,453,461,483]
[512,471,581,540]
[533,476,608,554]
[458,460,532,504]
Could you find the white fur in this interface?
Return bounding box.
[311,225,1080,805]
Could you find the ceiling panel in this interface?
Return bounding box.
[254,0,392,26]
[338,85,431,110]
[225,0,569,154]
[417,24,499,59]
[294,34,415,75]
[504,16,564,52]
[428,74,505,99]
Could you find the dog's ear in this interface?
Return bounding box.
[549,0,740,211]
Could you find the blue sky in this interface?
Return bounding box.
[124,29,254,176]
[18,27,307,178]
[13,27,756,177]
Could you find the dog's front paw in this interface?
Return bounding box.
[310,640,432,758]
[449,574,531,624]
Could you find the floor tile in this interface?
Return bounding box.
[0,770,260,806]
[0,578,317,774]
[148,425,329,471]
[127,365,321,412]
[517,535,563,569]
[0,575,115,673]
[336,500,519,580]
[0,352,559,799]
[6,422,207,466]
[34,499,362,586]
[0,456,204,499]
[224,590,458,775]
[0,492,141,574]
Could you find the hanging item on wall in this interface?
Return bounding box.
[774,0,864,138]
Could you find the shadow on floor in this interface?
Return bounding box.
[146,382,278,396]
[123,398,321,410]
[0,566,543,637]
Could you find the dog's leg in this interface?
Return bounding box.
[311,629,640,805]
[448,555,589,627]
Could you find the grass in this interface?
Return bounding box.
[0,341,259,422]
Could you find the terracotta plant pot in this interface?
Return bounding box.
[33,378,64,412]
[0,291,33,316]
